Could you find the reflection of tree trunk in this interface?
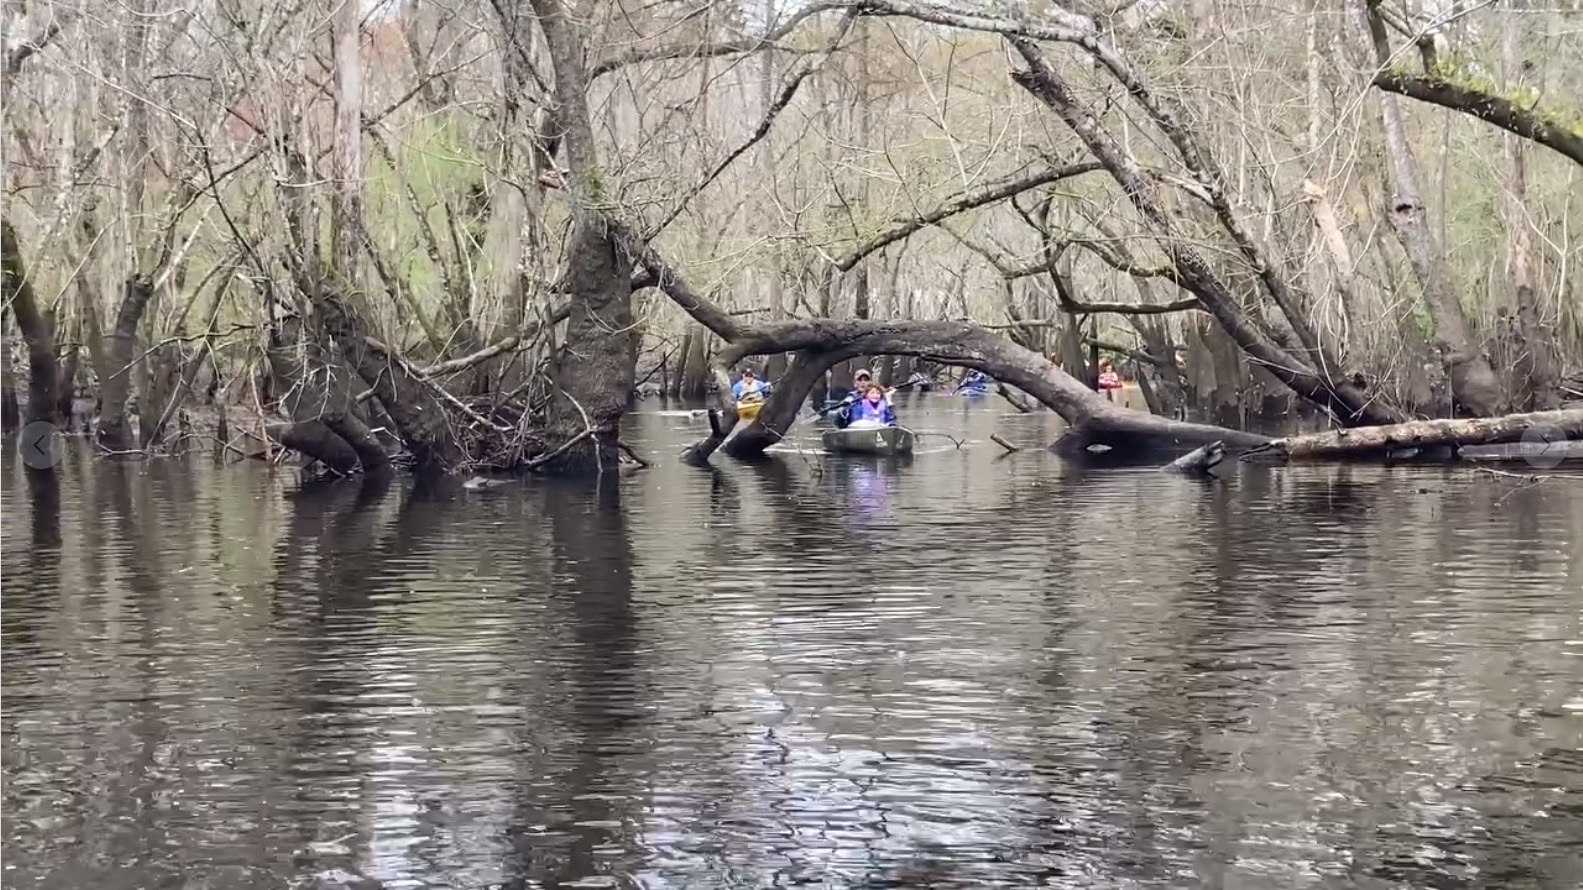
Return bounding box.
[503,485,639,886]
[92,463,173,869]
[271,474,395,874]
[556,484,639,882]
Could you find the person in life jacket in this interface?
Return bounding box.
[846,383,898,426]
[1097,357,1122,393]
[731,368,771,403]
[958,369,989,392]
[832,368,874,429]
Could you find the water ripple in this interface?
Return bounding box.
[4,401,1582,889]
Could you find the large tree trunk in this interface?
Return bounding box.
[0,221,63,430]
[528,0,635,475]
[1357,0,1506,416]
[314,287,462,472]
[93,276,155,451]
[1498,0,1561,411]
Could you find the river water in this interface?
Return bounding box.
[3,394,1582,889]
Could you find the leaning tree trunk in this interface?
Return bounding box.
[1356,0,1505,416]
[266,315,390,475]
[313,286,460,472]
[1006,39,1401,428]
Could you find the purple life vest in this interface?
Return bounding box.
[852,398,888,421]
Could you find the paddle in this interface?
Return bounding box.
[805,377,926,421]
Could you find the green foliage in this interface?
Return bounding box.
[363,116,490,303]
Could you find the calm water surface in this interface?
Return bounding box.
[3,395,1582,889]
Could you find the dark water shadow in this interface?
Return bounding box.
[1,463,65,659]
[503,478,643,888]
[269,470,398,877]
[74,460,177,879]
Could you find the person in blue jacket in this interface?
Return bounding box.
[831,368,871,429]
[731,368,772,402]
[958,369,988,392]
[844,383,898,426]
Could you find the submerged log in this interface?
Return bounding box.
[1257,408,1583,461]
[266,420,362,475]
[1163,440,1226,476]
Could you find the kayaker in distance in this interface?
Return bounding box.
[732,369,772,421]
[732,369,771,402]
[1097,356,1122,400]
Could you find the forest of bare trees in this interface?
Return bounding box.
[3,0,1581,476]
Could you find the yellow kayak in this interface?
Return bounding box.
[735,400,763,421]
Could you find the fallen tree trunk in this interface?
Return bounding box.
[669,315,1269,461]
[1253,408,1583,461]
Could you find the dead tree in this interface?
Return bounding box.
[1251,408,1583,461]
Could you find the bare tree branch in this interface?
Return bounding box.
[645,10,859,239]
[3,17,69,82]
[1373,70,1583,169]
[830,162,1104,271]
[590,4,836,79]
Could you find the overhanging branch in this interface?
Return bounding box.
[830,161,1103,271]
[1372,70,1583,169]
